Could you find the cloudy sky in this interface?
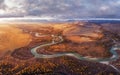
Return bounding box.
[0,0,120,18]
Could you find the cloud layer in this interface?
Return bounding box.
[0,0,120,18]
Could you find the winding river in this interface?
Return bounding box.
[31,35,120,63]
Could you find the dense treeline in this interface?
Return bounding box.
[0,56,119,75]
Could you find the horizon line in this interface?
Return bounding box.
[0,17,120,21]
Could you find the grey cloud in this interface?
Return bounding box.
[24,0,120,18]
[0,0,26,17]
[0,0,120,18]
[0,0,6,9]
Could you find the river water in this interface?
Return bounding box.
[31,35,120,63]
